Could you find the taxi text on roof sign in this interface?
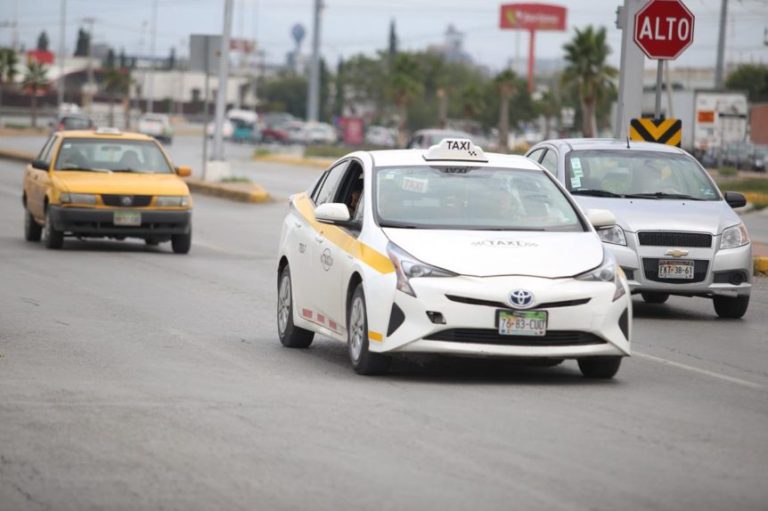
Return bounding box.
[423,138,488,163]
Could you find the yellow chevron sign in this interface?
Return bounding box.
[629,118,682,147]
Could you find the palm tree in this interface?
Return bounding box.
[561,26,617,138]
[535,89,560,139]
[22,60,48,129]
[388,54,423,146]
[103,67,131,127]
[0,48,19,124]
[495,70,517,152]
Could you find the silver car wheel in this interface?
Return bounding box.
[277,272,291,336]
[349,296,365,363]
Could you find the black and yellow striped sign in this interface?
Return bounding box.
[629,118,682,147]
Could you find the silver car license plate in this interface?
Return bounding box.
[658,259,694,279]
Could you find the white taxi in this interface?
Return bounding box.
[276,139,632,378]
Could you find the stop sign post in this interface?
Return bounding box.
[634,0,695,118]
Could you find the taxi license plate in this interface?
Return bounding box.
[498,310,547,337]
[114,211,141,226]
[658,259,694,279]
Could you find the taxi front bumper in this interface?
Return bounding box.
[375,275,631,359]
[50,206,191,237]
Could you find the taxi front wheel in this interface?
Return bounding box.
[171,232,191,254]
[42,208,64,249]
[348,284,391,375]
[277,266,314,348]
[24,210,42,242]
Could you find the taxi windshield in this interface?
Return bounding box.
[54,138,173,173]
[565,150,720,200]
[374,166,585,231]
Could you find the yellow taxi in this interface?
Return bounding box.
[22,128,193,253]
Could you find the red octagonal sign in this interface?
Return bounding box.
[634,0,695,60]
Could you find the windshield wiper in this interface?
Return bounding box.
[112,168,151,173]
[625,192,705,200]
[379,222,419,229]
[58,166,112,173]
[570,189,622,198]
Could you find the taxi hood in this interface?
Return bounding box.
[383,229,604,278]
[52,171,189,196]
[572,196,738,235]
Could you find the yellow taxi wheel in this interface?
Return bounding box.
[24,210,42,242]
[171,232,191,254]
[42,209,64,249]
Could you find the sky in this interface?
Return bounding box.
[2,0,767,73]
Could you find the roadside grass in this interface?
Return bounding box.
[254,148,271,158]
[304,144,387,159]
[220,176,252,184]
[716,179,768,210]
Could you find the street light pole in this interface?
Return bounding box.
[83,17,96,113]
[58,0,66,109]
[212,0,234,162]
[147,0,158,112]
[306,0,323,122]
[714,0,728,89]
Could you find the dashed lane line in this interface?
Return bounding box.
[634,351,763,390]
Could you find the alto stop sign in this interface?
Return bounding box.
[634,0,695,59]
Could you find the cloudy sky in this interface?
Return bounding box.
[4,0,768,72]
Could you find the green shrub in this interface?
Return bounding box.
[220,176,252,183]
[253,148,272,158]
[718,166,737,177]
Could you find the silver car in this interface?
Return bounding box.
[526,139,752,319]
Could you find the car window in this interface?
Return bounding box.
[310,172,328,203]
[565,150,720,200]
[36,136,56,165]
[336,161,365,225]
[526,148,545,162]
[540,149,558,174]
[54,138,174,173]
[314,160,350,205]
[374,165,584,232]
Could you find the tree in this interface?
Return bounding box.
[74,28,90,57]
[561,26,617,137]
[119,48,128,69]
[333,58,345,117]
[0,48,19,124]
[104,68,131,127]
[495,70,517,152]
[22,59,48,128]
[259,72,308,118]
[168,47,176,70]
[388,19,398,60]
[104,48,115,69]
[37,31,50,52]
[388,54,424,146]
[535,89,560,139]
[725,64,768,103]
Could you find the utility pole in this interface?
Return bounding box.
[212,0,234,162]
[714,0,728,89]
[147,0,158,112]
[58,0,67,109]
[306,0,323,122]
[613,0,645,139]
[83,17,96,113]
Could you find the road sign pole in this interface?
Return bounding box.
[654,59,663,119]
[202,36,209,180]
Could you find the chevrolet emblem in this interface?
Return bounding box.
[665,248,689,258]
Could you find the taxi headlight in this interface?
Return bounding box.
[386,242,456,297]
[720,223,749,249]
[597,225,627,246]
[60,193,97,205]
[156,195,190,207]
[575,250,626,302]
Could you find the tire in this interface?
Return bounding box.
[42,207,64,249]
[347,283,391,375]
[277,266,314,348]
[713,295,749,319]
[641,292,669,304]
[578,356,622,379]
[171,232,191,254]
[24,209,42,242]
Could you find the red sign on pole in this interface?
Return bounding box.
[634,0,695,60]
[499,3,566,31]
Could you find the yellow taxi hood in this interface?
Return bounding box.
[53,171,190,195]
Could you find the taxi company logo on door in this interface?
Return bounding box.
[472,240,538,248]
[320,248,334,271]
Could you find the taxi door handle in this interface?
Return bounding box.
[314,236,324,244]
[293,221,302,229]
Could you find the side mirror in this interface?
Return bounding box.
[176,165,192,177]
[724,191,746,208]
[586,208,617,229]
[315,203,351,224]
[31,159,49,171]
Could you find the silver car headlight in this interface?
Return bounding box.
[386,242,456,297]
[597,225,627,246]
[575,250,626,302]
[156,195,190,207]
[720,223,749,249]
[60,193,97,205]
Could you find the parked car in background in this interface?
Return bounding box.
[260,112,297,144]
[206,109,258,140]
[137,114,174,145]
[365,126,398,147]
[51,113,95,134]
[526,138,752,319]
[303,122,337,145]
[406,129,475,149]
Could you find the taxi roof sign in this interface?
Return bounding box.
[423,138,487,163]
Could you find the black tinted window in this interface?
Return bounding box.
[314,161,349,205]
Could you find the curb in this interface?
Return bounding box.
[0,148,271,204]
[185,178,270,203]
[254,153,333,169]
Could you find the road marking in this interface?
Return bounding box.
[0,183,19,197]
[193,239,257,258]
[634,351,763,390]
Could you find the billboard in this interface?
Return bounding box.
[499,3,567,31]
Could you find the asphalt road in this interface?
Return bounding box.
[1,142,768,510]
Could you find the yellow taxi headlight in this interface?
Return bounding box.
[60,193,98,205]
[156,195,190,207]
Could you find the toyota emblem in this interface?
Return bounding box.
[509,289,535,309]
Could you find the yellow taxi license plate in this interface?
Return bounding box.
[114,211,141,226]
[658,259,694,279]
[498,310,547,337]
